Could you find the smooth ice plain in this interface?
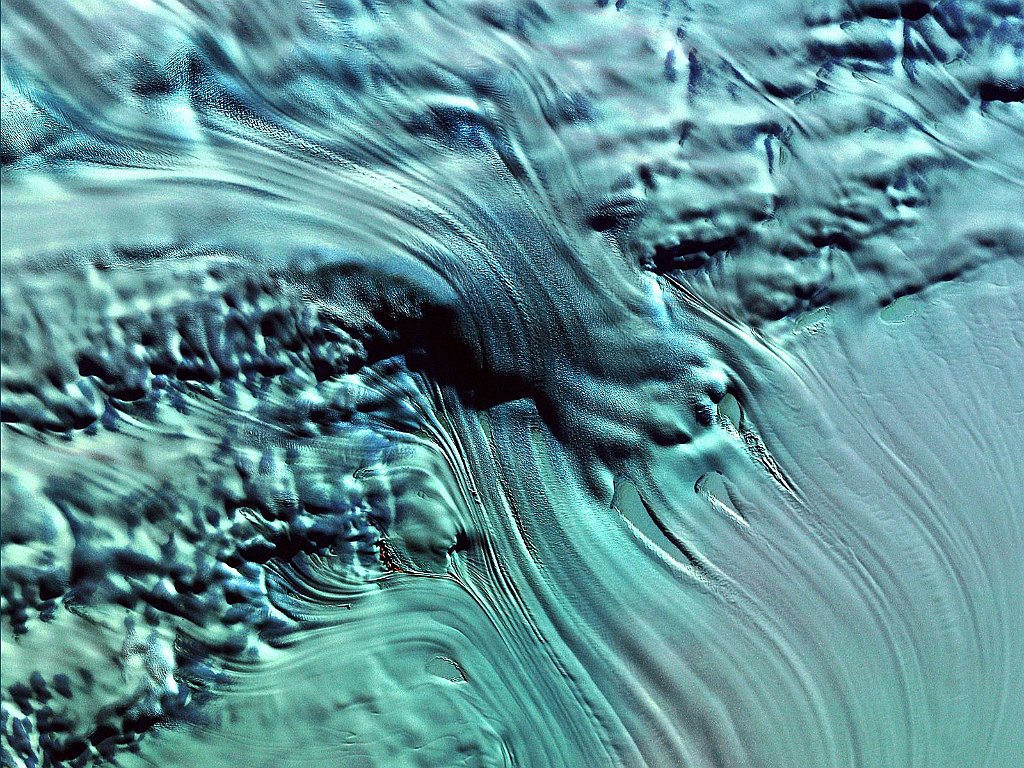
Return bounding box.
[2,1,1022,766]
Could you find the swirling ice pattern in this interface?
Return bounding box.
[2,1,1022,766]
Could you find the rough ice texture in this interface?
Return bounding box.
[1,1,1022,766]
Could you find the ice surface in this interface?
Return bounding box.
[2,1,1022,766]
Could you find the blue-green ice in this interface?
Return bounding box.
[2,1,1023,766]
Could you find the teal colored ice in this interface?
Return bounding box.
[2,1,1023,766]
